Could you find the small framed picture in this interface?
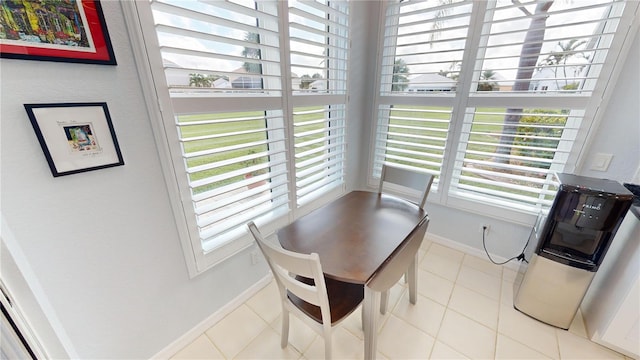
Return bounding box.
[0,0,116,65]
[24,102,124,177]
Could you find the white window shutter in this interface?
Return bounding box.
[130,0,351,272]
[289,1,350,206]
[374,0,637,216]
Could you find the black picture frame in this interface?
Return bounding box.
[0,0,116,65]
[24,102,124,177]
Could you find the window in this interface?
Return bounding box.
[373,0,638,222]
[289,0,349,206]
[126,0,350,275]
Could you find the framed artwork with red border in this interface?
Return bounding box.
[0,0,116,65]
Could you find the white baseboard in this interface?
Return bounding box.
[151,274,273,359]
[426,232,522,272]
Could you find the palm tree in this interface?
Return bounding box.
[538,39,588,90]
[391,0,452,92]
[477,70,498,91]
[494,0,555,162]
[242,32,262,74]
[300,74,312,89]
[189,73,214,87]
[439,61,461,81]
[392,58,410,92]
[428,2,454,46]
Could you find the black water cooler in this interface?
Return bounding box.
[514,173,633,329]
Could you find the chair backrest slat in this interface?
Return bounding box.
[379,164,434,210]
[247,221,330,310]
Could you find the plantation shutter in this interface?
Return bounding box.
[289,1,349,206]
[289,0,349,95]
[374,0,637,217]
[449,0,631,213]
[450,107,579,211]
[372,105,452,190]
[373,0,474,190]
[152,0,282,96]
[379,0,473,95]
[149,0,289,253]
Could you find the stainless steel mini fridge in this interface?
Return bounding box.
[514,173,633,329]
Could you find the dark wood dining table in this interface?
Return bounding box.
[277,190,428,359]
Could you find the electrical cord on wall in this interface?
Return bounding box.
[482,225,529,265]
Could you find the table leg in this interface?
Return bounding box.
[408,254,418,304]
[364,286,380,360]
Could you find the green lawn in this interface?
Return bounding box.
[385,105,566,200]
[178,106,564,198]
[178,107,330,194]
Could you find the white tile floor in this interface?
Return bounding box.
[170,240,632,360]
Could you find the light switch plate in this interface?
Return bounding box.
[590,153,613,171]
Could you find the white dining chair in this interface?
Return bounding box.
[247,221,364,360]
[378,163,434,211]
[378,164,434,313]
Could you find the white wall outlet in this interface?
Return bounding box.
[250,250,260,265]
[590,153,613,171]
[480,224,490,235]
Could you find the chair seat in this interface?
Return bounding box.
[288,276,364,325]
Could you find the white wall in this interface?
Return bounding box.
[345,0,381,190]
[579,30,640,183]
[0,2,268,358]
[1,218,71,358]
[0,2,638,359]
